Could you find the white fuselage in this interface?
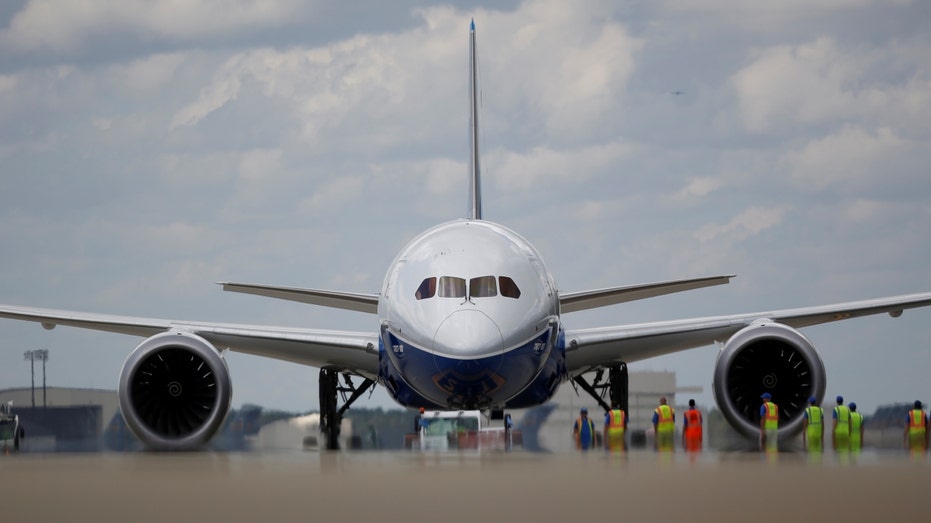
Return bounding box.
[376,220,565,409]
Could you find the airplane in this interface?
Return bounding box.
[3,21,931,451]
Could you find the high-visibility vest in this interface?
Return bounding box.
[805,406,823,425]
[834,405,851,435]
[655,405,675,433]
[607,409,626,435]
[850,412,864,446]
[576,417,595,446]
[908,409,926,436]
[762,401,778,431]
[684,409,702,439]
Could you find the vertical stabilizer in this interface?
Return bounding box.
[468,20,482,220]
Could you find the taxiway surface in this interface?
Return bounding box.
[4,449,929,521]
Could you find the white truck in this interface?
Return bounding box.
[405,410,521,451]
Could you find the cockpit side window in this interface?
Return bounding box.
[499,276,521,299]
[415,277,437,300]
[438,276,466,298]
[469,276,497,298]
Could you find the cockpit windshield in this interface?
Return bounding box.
[415,275,521,300]
[469,276,496,298]
[438,276,466,298]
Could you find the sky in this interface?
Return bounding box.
[1,0,930,416]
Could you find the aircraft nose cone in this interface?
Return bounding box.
[433,310,504,358]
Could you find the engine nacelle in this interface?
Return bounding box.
[712,321,826,439]
[119,331,232,450]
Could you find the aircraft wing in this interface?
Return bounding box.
[558,275,735,313]
[0,304,379,376]
[219,282,379,314]
[564,291,931,375]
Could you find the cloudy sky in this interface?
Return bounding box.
[1,0,930,416]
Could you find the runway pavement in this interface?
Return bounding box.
[4,449,930,521]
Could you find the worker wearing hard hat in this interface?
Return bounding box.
[802,396,824,452]
[759,392,778,451]
[573,407,596,451]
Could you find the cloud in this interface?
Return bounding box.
[143,221,211,247]
[673,177,726,201]
[298,176,366,213]
[491,140,633,190]
[168,0,643,152]
[482,4,643,141]
[782,125,918,192]
[732,38,858,133]
[693,206,789,243]
[170,60,245,129]
[731,36,931,135]
[0,0,311,55]
[110,53,185,92]
[658,0,911,30]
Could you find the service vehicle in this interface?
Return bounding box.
[405,410,521,451]
[0,402,23,453]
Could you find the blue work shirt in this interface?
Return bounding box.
[574,417,595,449]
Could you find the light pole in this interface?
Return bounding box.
[23,349,49,407]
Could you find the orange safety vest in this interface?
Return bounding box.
[684,409,702,439]
[908,409,927,434]
[607,410,626,431]
[763,401,779,431]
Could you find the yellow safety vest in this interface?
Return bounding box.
[655,405,674,433]
[834,405,851,435]
[850,412,863,447]
[805,406,823,425]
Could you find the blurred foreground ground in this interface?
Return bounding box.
[4,448,931,521]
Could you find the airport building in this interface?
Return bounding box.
[0,387,119,451]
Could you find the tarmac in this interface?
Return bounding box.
[4,448,931,521]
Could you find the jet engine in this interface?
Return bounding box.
[712,321,826,439]
[118,331,232,450]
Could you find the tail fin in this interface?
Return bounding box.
[467,19,482,220]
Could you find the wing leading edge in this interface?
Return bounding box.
[564,290,931,375]
[559,274,735,313]
[219,282,379,314]
[0,303,379,376]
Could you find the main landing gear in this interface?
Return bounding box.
[319,368,376,450]
[572,363,628,414]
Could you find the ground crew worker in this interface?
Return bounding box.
[682,399,703,452]
[849,402,864,452]
[415,407,427,433]
[833,395,851,451]
[573,407,596,451]
[905,400,927,452]
[604,403,627,452]
[759,392,778,450]
[653,396,675,450]
[802,396,824,452]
